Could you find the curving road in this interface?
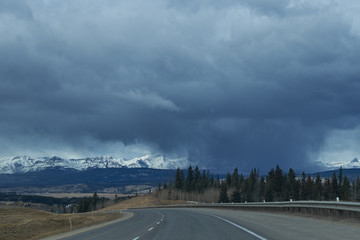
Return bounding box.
[49,208,360,240]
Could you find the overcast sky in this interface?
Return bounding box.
[1,0,360,171]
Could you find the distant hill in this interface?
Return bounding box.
[0,167,176,193]
[309,168,360,181]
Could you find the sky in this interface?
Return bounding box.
[1,0,360,172]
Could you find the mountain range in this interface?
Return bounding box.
[1,154,360,175]
[0,154,189,174]
[0,155,359,193]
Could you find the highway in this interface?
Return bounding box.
[50,208,360,240]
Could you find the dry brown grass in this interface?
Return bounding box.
[104,194,187,210]
[0,207,122,240]
[0,194,185,240]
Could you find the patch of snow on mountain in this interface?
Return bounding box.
[316,157,360,170]
[122,154,188,169]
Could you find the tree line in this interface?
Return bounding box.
[0,191,133,213]
[0,192,80,205]
[77,193,131,212]
[157,165,360,203]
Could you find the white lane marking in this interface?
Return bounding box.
[157,222,160,224]
[132,237,140,240]
[148,227,154,231]
[210,215,268,240]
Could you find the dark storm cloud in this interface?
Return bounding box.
[1,0,360,171]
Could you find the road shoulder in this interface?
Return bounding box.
[41,212,133,240]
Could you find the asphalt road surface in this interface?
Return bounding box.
[56,208,360,240]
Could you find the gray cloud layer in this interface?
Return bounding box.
[1,0,360,171]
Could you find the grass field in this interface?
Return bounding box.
[0,206,122,240]
[104,194,187,210]
[0,193,186,240]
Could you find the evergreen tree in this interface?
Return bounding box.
[168,172,173,189]
[338,167,343,186]
[265,168,275,202]
[231,167,239,188]
[313,174,322,200]
[248,168,260,201]
[342,176,351,200]
[282,173,289,201]
[210,174,214,187]
[300,172,306,200]
[225,172,232,187]
[331,171,338,200]
[231,188,241,203]
[78,198,90,213]
[91,192,98,211]
[273,165,283,200]
[215,175,220,188]
[180,170,185,189]
[186,166,194,192]
[338,167,343,199]
[174,168,182,190]
[264,181,273,202]
[356,177,360,201]
[351,180,356,201]
[194,166,201,191]
[218,184,229,203]
[206,170,210,186]
[201,170,208,191]
[259,176,265,201]
[242,178,250,202]
[294,179,300,200]
[175,168,185,190]
[305,175,313,200]
[239,174,244,187]
[287,168,297,200]
[323,177,331,200]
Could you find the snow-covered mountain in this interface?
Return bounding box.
[315,157,360,170]
[0,154,188,174]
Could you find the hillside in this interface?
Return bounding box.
[0,207,123,240]
[310,168,360,181]
[104,194,187,210]
[0,168,176,193]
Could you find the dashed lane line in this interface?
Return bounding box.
[133,212,165,239]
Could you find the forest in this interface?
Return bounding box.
[157,165,360,203]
